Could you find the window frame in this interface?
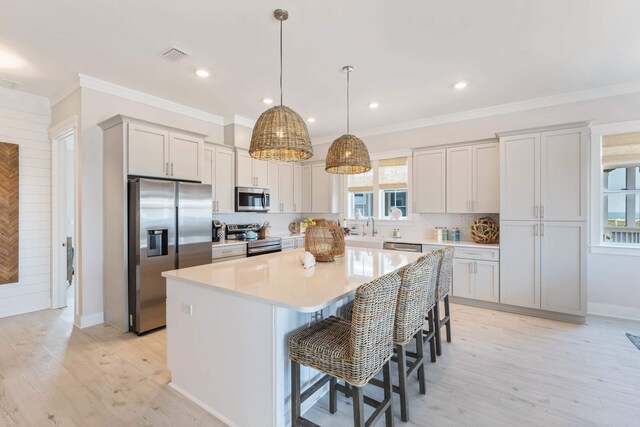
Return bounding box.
[590,122,640,256]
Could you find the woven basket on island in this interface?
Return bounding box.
[304,223,345,262]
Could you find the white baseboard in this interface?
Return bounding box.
[169,382,238,427]
[79,312,104,328]
[588,303,640,321]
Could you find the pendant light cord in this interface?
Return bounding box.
[346,69,350,135]
[280,18,283,106]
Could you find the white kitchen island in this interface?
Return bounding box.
[162,247,421,427]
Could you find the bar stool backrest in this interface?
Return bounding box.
[436,246,454,300]
[349,271,402,383]
[395,251,442,345]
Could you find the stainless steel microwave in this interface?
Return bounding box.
[235,187,270,212]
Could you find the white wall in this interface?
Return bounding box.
[0,88,52,318]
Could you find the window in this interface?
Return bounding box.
[601,132,640,245]
[347,157,409,219]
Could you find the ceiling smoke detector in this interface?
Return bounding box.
[0,77,21,89]
[159,46,188,62]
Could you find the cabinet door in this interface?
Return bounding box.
[279,163,294,213]
[301,165,312,212]
[128,123,169,178]
[253,159,269,188]
[311,163,339,213]
[540,129,587,221]
[214,147,235,213]
[268,162,280,211]
[413,149,446,213]
[474,261,500,302]
[540,222,586,315]
[202,147,213,186]
[500,133,540,220]
[169,132,202,182]
[236,150,253,187]
[452,258,474,299]
[500,220,540,308]
[473,142,500,213]
[447,146,472,213]
[293,165,302,213]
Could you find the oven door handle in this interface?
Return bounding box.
[248,246,281,256]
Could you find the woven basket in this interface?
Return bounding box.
[470,217,499,244]
[305,224,345,262]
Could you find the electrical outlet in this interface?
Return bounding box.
[182,303,193,315]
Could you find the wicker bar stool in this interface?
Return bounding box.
[289,272,402,427]
[432,246,454,356]
[341,252,442,422]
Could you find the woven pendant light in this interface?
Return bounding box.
[325,66,371,174]
[249,9,313,162]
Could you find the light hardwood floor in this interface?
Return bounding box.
[1,303,639,426]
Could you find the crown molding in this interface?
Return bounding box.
[223,115,256,128]
[313,79,640,145]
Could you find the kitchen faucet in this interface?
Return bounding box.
[367,217,377,236]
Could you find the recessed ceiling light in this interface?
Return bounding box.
[262,98,274,104]
[195,69,210,78]
[306,117,316,123]
[453,81,468,90]
[368,102,379,109]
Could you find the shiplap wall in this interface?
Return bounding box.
[0,88,51,318]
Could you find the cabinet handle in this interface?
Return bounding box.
[541,223,545,237]
[217,201,220,212]
[534,205,539,218]
[534,223,538,236]
[171,163,174,176]
[541,205,545,219]
[166,162,169,176]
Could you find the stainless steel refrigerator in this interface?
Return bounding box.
[128,178,212,334]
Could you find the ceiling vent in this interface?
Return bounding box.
[159,46,188,62]
[0,77,21,89]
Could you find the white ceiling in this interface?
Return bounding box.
[2,0,640,138]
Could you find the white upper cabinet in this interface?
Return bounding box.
[540,221,586,315]
[473,142,500,213]
[204,144,235,213]
[268,162,280,211]
[236,149,270,188]
[311,162,339,213]
[128,122,204,182]
[539,129,587,221]
[500,127,587,221]
[446,142,499,213]
[293,165,302,213]
[500,220,540,309]
[413,149,446,213]
[169,132,203,182]
[128,123,170,178]
[301,165,312,213]
[447,146,473,213]
[279,163,294,213]
[500,133,539,220]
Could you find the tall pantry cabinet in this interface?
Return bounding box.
[498,125,588,316]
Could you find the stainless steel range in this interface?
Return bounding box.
[225,223,282,257]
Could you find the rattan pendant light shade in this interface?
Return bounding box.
[250,105,313,161]
[325,66,371,175]
[250,9,313,162]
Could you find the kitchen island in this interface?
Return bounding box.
[162,247,421,427]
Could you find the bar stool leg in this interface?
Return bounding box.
[352,386,365,427]
[291,360,301,426]
[397,343,409,422]
[434,302,442,356]
[329,377,337,414]
[427,309,437,363]
[383,360,394,427]
[445,294,452,342]
[415,329,426,395]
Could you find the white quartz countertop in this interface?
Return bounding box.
[211,240,248,248]
[163,247,421,312]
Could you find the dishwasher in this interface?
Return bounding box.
[383,241,423,252]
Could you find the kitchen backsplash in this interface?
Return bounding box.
[214,211,497,242]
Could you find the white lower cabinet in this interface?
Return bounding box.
[500,220,586,315]
[452,251,500,302]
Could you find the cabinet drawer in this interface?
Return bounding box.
[454,248,499,261]
[281,238,295,250]
[212,244,247,260]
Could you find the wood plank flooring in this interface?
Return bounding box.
[1,303,639,426]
